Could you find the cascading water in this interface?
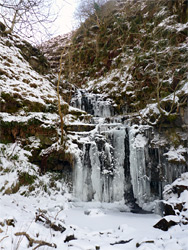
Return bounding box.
[71,89,188,209]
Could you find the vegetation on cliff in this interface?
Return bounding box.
[43,0,188,127]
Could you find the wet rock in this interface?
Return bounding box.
[66,124,95,132]
[163,202,176,216]
[136,240,155,248]
[174,202,184,212]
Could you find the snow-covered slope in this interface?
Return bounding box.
[0,31,85,196]
[43,0,188,119]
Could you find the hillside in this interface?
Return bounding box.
[0,26,90,196]
[0,0,188,249]
[42,0,188,205]
[43,0,188,123]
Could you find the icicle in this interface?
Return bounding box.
[129,126,151,207]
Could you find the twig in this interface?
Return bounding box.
[0,235,9,243]
[15,232,57,249]
[54,208,64,220]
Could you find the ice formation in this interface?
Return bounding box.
[71,90,188,209]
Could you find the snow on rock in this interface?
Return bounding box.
[164,145,187,163]
[138,171,188,249]
[0,142,70,197]
[153,172,188,233]
[0,37,57,110]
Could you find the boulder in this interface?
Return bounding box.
[153,217,178,231]
[173,185,188,197]
[163,202,176,216]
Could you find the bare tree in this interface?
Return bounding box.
[0,0,62,43]
[57,50,66,144]
[74,0,108,24]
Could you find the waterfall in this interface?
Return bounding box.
[71,90,188,209]
[70,89,115,117]
[73,126,129,203]
[129,126,151,208]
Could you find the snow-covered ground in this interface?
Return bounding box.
[0,192,188,250]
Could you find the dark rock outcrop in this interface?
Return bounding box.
[154,217,178,231]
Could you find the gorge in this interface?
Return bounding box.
[0,0,188,249]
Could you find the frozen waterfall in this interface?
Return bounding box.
[70,89,188,209]
[73,126,129,203]
[70,89,115,117]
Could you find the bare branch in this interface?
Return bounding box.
[0,0,63,43]
[15,232,57,249]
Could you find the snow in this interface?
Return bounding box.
[1,193,188,250]
[0,6,188,250]
[164,146,187,163]
[0,112,59,128]
[158,17,188,33]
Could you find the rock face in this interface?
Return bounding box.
[0,30,81,195]
[43,0,188,116]
[154,172,188,230]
